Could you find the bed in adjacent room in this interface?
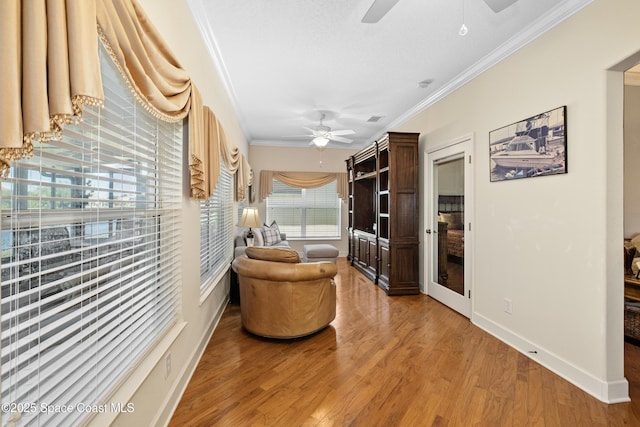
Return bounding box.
[438,195,465,258]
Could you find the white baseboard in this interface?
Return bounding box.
[472,312,630,404]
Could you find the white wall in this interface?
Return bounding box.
[397,0,638,403]
[625,84,640,237]
[96,1,250,426]
[249,145,358,256]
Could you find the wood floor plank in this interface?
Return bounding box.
[169,258,640,426]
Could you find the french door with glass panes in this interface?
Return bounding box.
[425,136,473,317]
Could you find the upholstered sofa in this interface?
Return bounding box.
[234,221,289,258]
[231,246,337,339]
[233,233,289,258]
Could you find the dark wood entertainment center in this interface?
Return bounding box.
[346,132,419,295]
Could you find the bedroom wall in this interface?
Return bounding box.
[96,0,250,426]
[248,146,358,256]
[437,158,464,196]
[624,84,640,238]
[397,0,637,403]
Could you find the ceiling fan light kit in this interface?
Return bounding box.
[300,112,355,148]
[312,136,330,147]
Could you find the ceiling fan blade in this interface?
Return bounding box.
[330,129,355,136]
[361,0,401,23]
[303,127,319,134]
[330,135,353,144]
[483,0,518,13]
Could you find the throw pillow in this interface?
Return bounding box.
[263,222,282,246]
[269,220,282,237]
[245,246,300,263]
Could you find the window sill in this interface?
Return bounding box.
[199,259,232,306]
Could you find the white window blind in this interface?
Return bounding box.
[237,199,247,225]
[266,180,340,238]
[0,44,182,426]
[200,166,233,293]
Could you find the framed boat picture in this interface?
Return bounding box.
[489,106,567,182]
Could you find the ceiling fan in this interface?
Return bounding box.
[303,113,355,148]
[361,0,518,23]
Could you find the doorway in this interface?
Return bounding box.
[624,64,640,383]
[425,135,473,318]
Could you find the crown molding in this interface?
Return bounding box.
[186,0,253,141]
[251,139,364,150]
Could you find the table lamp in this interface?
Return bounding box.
[238,207,263,247]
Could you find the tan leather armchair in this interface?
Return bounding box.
[231,251,337,339]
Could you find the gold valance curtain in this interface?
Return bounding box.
[0,0,194,176]
[100,0,253,200]
[0,0,104,176]
[1,0,249,200]
[98,0,251,200]
[236,156,249,202]
[259,170,348,202]
[189,103,219,199]
[189,105,249,201]
[218,112,248,202]
[188,87,206,198]
[95,0,192,122]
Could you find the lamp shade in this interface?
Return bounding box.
[237,207,263,228]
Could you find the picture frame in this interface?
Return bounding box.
[489,106,567,182]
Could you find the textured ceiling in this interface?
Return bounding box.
[186,0,592,149]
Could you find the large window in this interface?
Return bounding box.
[0,44,182,426]
[200,165,233,294]
[266,180,340,239]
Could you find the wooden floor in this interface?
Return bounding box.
[170,258,640,426]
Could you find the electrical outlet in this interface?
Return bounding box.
[165,353,171,379]
[504,298,513,315]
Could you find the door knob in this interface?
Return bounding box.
[426,229,431,234]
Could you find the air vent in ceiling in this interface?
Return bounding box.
[367,115,384,123]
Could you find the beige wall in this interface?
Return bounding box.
[249,146,358,256]
[396,0,638,403]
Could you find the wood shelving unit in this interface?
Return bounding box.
[346,132,420,295]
